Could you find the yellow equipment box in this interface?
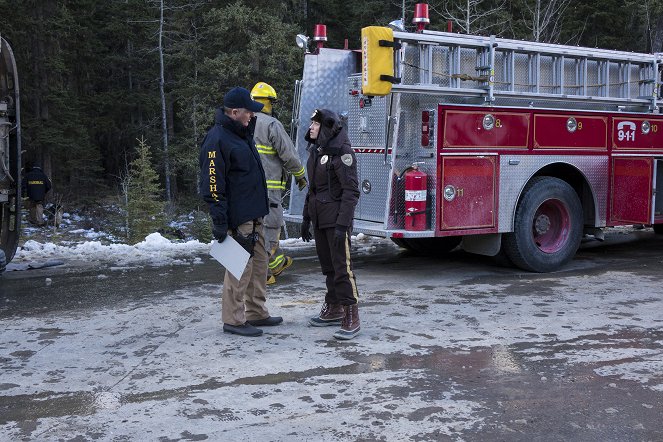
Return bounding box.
[361,26,395,96]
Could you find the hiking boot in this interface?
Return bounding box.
[333,304,360,340]
[309,302,344,327]
[271,256,293,277]
[266,274,276,285]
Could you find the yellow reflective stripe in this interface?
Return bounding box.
[344,232,359,302]
[269,254,285,269]
[266,179,286,190]
[256,144,277,155]
[293,166,306,178]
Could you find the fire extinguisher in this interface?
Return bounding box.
[404,165,428,231]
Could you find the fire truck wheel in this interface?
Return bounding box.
[397,237,462,255]
[503,176,583,272]
[654,224,663,234]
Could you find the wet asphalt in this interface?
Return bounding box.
[1,230,663,441]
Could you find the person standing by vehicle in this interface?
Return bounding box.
[21,161,51,227]
[199,86,283,337]
[251,82,307,285]
[300,109,361,340]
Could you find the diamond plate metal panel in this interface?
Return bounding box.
[347,75,388,147]
[356,153,391,222]
[498,155,608,232]
[287,49,357,217]
[347,75,391,223]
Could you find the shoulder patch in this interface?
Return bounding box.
[341,154,353,166]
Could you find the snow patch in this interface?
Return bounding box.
[15,233,210,267]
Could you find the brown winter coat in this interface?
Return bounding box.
[302,110,359,230]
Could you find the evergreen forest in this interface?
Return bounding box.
[3,0,663,213]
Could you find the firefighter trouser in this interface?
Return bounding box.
[27,200,45,226]
[222,219,271,326]
[264,202,286,275]
[313,227,359,306]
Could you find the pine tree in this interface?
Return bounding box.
[126,136,165,244]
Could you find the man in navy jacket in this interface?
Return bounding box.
[200,87,283,337]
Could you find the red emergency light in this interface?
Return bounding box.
[413,3,430,33]
[313,24,327,50]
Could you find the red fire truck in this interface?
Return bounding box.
[285,4,663,272]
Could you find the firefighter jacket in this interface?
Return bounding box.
[254,112,305,204]
[199,109,269,231]
[21,167,51,202]
[302,110,359,230]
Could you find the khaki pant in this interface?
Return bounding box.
[27,200,45,226]
[222,219,270,326]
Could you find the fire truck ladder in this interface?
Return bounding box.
[391,30,663,111]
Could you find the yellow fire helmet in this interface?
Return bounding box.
[251,82,277,100]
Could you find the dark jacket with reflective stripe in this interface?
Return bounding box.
[22,167,51,202]
[302,110,359,229]
[199,110,269,230]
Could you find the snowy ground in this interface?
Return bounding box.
[11,208,390,269]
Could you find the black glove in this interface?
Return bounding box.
[333,225,347,248]
[296,177,308,191]
[212,224,228,243]
[301,217,312,242]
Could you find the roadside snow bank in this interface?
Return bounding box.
[13,231,391,268]
[14,233,210,266]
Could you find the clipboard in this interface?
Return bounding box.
[209,236,251,280]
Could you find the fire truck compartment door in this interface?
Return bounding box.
[440,156,497,230]
[610,157,654,225]
[355,153,390,222]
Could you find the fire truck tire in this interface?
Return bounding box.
[503,176,583,272]
[398,237,462,255]
[654,224,663,234]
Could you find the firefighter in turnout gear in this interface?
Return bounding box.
[251,82,307,285]
[300,109,361,340]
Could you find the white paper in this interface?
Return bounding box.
[209,236,251,280]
